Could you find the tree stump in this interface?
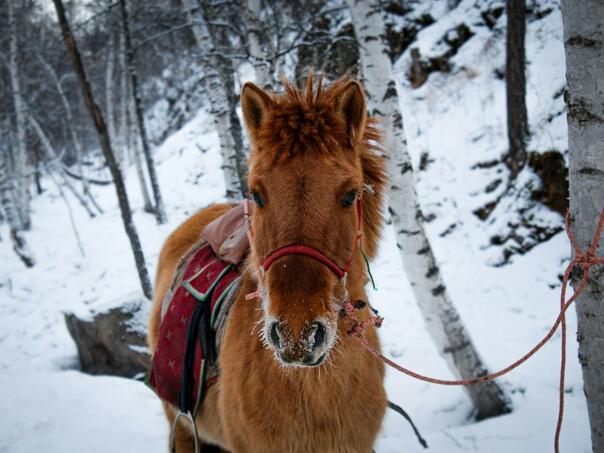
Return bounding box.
[64,294,150,378]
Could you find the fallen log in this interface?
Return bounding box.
[64,294,150,378]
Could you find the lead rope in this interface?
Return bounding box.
[342,208,604,453]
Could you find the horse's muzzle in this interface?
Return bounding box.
[267,320,331,367]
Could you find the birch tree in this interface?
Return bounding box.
[347,0,510,419]
[0,148,34,267]
[244,0,275,90]
[117,25,130,166]
[52,0,153,300]
[129,102,155,214]
[505,0,528,179]
[203,0,249,196]
[120,0,168,224]
[562,1,604,450]
[116,24,153,213]
[183,0,246,200]
[105,20,120,161]
[8,1,31,230]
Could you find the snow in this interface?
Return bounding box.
[0,2,591,452]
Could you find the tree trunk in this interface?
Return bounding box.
[184,0,245,201]
[117,26,129,165]
[130,106,155,213]
[0,148,34,267]
[7,0,32,230]
[105,23,120,163]
[505,0,528,179]
[244,0,274,90]
[562,1,604,451]
[120,0,168,224]
[121,35,153,213]
[52,0,153,300]
[204,1,249,196]
[347,0,510,420]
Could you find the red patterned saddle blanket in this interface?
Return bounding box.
[147,203,250,415]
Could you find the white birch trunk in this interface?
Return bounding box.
[105,27,119,161]
[205,2,249,196]
[117,27,129,163]
[121,35,153,213]
[129,100,154,213]
[185,0,243,201]
[347,0,509,419]
[245,0,274,90]
[562,2,604,450]
[0,148,34,267]
[120,0,167,223]
[8,1,31,230]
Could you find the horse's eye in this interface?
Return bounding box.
[341,191,357,208]
[251,191,265,208]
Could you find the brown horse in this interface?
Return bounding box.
[148,76,388,452]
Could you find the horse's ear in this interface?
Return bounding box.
[241,82,273,136]
[335,80,367,146]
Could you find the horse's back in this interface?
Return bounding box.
[148,203,233,352]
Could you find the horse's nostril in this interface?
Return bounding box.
[313,322,326,350]
[270,322,281,348]
[279,351,295,363]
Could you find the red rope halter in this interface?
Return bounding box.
[244,193,364,281]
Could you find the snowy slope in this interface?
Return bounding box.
[0,112,223,453]
[0,2,591,452]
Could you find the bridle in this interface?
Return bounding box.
[243,192,364,298]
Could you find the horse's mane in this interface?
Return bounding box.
[254,74,388,260]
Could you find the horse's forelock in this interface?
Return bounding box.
[257,75,370,161]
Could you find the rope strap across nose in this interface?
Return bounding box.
[261,245,347,279]
[245,194,364,281]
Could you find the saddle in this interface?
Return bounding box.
[147,203,251,416]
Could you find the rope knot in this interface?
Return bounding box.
[342,299,383,338]
[573,253,604,270]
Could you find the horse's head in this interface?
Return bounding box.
[241,76,386,368]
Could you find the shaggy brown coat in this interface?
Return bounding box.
[149,76,389,452]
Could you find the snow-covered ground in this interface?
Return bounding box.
[0,2,591,452]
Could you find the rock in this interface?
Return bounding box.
[407,23,475,89]
[528,150,569,216]
[64,295,150,378]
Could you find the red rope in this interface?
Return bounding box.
[259,195,364,278]
[344,208,604,453]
